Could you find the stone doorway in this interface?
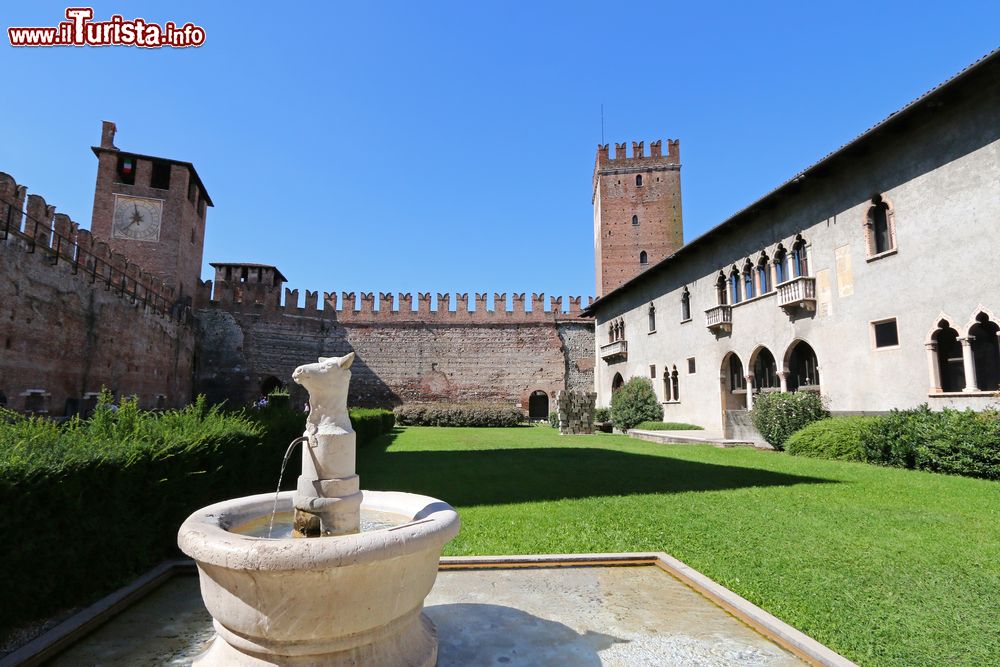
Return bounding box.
[528,390,549,421]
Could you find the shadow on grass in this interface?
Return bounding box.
[358,432,835,507]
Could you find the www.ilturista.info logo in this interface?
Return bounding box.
[8,7,205,48]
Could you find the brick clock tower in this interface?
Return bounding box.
[593,139,683,297]
[90,121,211,304]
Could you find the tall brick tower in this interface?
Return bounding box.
[90,121,211,304]
[593,139,683,296]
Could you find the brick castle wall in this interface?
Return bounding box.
[0,172,195,414]
[195,282,595,410]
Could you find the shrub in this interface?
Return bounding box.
[634,421,704,431]
[785,416,875,461]
[394,403,524,428]
[0,395,396,640]
[610,378,662,431]
[548,411,560,428]
[594,407,611,423]
[348,408,395,446]
[861,406,1000,479]
[750,391,829,450]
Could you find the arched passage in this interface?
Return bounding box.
[612,373,624,393]
[260,375,284,397]
[528,390,549,421]
[750,346,779,391]
[785,340,820,391]
[720,352,746,412]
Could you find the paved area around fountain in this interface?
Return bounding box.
[48,564,805,666]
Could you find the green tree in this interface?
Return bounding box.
[610,377,662,431]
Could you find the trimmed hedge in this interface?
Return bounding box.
[750,391,829,450]
[0,397,395,641]
[610,378,662,431]
[393,403,524,427]
[634,421,704,431]
[785,416,875,461]
[861,406,1000,479]
[348,408,396,446]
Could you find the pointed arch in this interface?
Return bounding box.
[783,339,820,391]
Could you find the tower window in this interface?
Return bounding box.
[639,251,648,265]
[115,155,136,185]
[150,160,171,190]
[632,215,638,226]
[636,175,643,187]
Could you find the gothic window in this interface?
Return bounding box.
[636,174,643,187]
[663,374,672,401]
[757,254,771,293]
[716,273,728,305]
[792,237,809,277]
[681,287,691,321]
[867,195,896,256]
[743,261,755,300]
[632,215,639,226]
[773,245,788,284]
[640,251,648,265]
[969,312,1000,391]
[671,366,680,401]
[612,373,624,393]
[933,321,965,392]
[648,303,656,332]
[728,354,746,391]
[729,267,742,304]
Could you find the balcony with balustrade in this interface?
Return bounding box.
[777,276,816,312]
[600,339,628,363]
[705,305,733,334]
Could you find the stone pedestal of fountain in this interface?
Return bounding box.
[178,354,460,666]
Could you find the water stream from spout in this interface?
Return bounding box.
[267,435,310,538]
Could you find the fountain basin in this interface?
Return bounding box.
[177,489,460,666]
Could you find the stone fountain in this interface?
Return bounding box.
[178,353,460,666]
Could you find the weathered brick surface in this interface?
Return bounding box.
[196,280,596,410]
[0,173,194,414]
[90,122,209,304]
[594,139,683,296]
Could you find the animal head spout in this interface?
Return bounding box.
[292,352,355,398]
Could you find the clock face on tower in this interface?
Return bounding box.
[112,195,163,242]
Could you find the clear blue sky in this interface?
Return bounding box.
[3,1,998,302]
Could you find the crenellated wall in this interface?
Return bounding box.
[195,276,596,410]
[0,172,195,415]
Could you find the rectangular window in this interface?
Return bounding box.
[115,155,136,185]
[687,357,696,374]
[150,160,171,190]
[650,365,656,378]
[872,319,899,349]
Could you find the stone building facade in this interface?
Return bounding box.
[585,49,1000,439]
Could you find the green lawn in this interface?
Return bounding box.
[357,426,1000,667]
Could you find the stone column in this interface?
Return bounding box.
[925,342,942,393]
[745,374,755,410]
[778,371,789,392]
[959,336,979,392]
